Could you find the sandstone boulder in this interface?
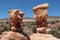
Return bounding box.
[0,31,29,40]
[30,33,60,40]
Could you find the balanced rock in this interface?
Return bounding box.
[33,3,49,33]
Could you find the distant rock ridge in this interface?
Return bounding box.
[0,16,60,21]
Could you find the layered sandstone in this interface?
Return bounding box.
[0,31,29,40]
[8,9,24,32]
[33,3,49,33]
[30,33,60,40]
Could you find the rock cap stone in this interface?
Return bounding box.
[33,3,49,10]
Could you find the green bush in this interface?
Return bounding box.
[48,28,60,39]
[0,30,3,34]
[3,27,8,31]
[32,27,37,33]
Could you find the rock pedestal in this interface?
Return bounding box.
[33,3,49,33]
[0,9,30,40]
[30,33,60,40]
[30,3,60,40]
[0,31,29,40]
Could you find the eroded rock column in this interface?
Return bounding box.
[0,9,30,40]
[8,9,24,32]
[33,3,49,33]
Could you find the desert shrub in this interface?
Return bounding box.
[32,27,37,33]
[3,27,9,31]
[28,26,31,28]
[0,26,10,34]
[58,26,60,30]
[48,27,60,39]
[51,21,55,24]
[0,30,3,34]
[6,21,9,24]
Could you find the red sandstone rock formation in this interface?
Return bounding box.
[33,3,49,33]
[30,3,60,40]
[8,9,24,31]
[0,9,30,40]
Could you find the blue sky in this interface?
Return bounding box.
[0,0,60,18]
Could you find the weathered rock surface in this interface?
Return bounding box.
[0,31,29,40]
[33,3,48,21]
[30,33,60,40]
[33,3,49,33]
[33,3,49,10]
[9,9,24,31]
